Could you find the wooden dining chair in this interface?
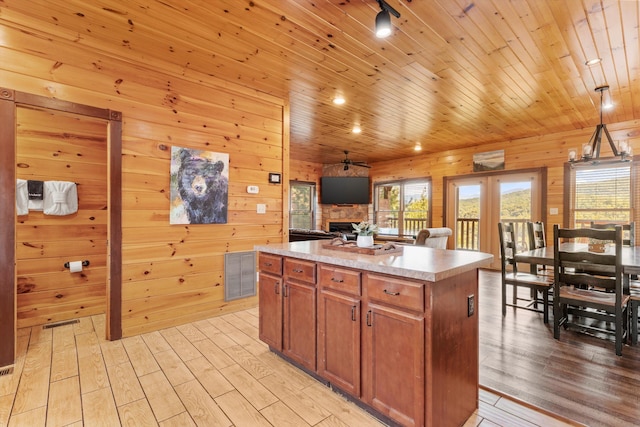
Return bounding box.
[553,224,630,356]
[526,221,552,277]
[590,221,635,246]
[629,283,640,345]
[498,222,553,323]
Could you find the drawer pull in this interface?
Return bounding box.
[331,277,344,283]
[384,289,400,296]
[264,262,273,267]
[293,268,304,273]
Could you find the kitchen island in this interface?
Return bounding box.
[255,241,493,427]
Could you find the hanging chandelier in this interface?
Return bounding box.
[568,85,631,167]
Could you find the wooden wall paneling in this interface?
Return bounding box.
[15,106,109,330]
[2,2,286,339]
[121,256,224,284]
[0,89,17,367]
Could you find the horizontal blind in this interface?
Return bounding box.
[573,164,631,226]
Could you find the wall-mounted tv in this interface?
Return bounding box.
[320,176,370,204]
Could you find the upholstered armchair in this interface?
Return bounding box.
[414,227,452,249]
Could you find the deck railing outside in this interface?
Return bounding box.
[456,218,529,251]
[377,217,427,237]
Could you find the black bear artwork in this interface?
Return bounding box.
[173,147,228,224]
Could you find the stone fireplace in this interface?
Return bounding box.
[320,164,371,231]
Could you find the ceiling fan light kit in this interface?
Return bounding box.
[568,85,631,168]
[340,150,371,171]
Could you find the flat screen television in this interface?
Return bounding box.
[320,176,370,204]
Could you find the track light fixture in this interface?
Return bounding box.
[375,0,401,38]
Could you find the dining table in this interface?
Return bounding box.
[516,243,640,276]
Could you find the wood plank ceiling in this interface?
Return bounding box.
[6,0,639,165]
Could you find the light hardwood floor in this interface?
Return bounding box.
[1,295,581,426]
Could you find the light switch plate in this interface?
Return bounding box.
[257,204,266,214]
[550,207,558,215]
[247,185,259,194]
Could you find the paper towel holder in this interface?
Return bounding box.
[64,260,90,268]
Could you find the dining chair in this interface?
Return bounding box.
[498,222,553,323]
[630,283,640,345]
[526,221,552,277]
[590,221,635,246]
[553,224,630,356]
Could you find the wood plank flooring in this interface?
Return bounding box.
[0,271,603,427]
[479,269,640,427]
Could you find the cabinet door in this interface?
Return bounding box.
[283,280,317,371]
[258,273,282,350]
[363,302,424,427]
[318,290,361,397]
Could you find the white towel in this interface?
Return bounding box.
[16,179,28,215]
[43,181,78,216]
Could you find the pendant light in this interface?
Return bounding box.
[568,85,631,167]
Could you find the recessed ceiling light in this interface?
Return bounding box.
[585,58,602,66]
[332,97,345,105]
[352,125,361,134]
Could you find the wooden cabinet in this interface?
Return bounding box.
[258,246,483,427]
[258,254,283,350]
[259,256,318,371]
[363,273,425,427]
[318,265,362,397]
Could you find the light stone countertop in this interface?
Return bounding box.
[255,240,493,282]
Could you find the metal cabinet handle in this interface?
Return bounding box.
[351,306,356,321]
[331,277,344,283]
[384,289,400,296]
[274,282,279,295]
[366,310,372,326]
[283,284,288,297]
[293,268,304,273]
[264,262,273,267]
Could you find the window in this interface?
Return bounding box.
[289,181,316,229]
[374,179,431,237]
[568,162,635,228]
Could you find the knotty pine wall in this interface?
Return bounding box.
[291,119,640,243]
[369,119,640,241]
[1,8,287,337]
[16,107,108,328]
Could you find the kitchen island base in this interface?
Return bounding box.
[256,241,492,427]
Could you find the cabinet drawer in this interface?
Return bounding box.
[365,274,424,312]
[259,253,282,275]
[284,258,316,284]
[319,265,361,295]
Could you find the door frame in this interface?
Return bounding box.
[0,88,122,367]
[443,167,547,264]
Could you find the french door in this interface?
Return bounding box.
[445,170,544,269]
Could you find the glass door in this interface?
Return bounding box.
[446,171,542,269]
[450,180,484,252]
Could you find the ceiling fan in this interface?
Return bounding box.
[340,150,371,170]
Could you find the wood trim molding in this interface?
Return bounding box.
[0,88,122,366]
[0,95,16,367]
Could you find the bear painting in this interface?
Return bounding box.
[170,146,229,224]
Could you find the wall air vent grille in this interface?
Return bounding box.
[43,319,80,329]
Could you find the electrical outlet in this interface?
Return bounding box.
[257,204,266,214]
[467,294,475,317]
